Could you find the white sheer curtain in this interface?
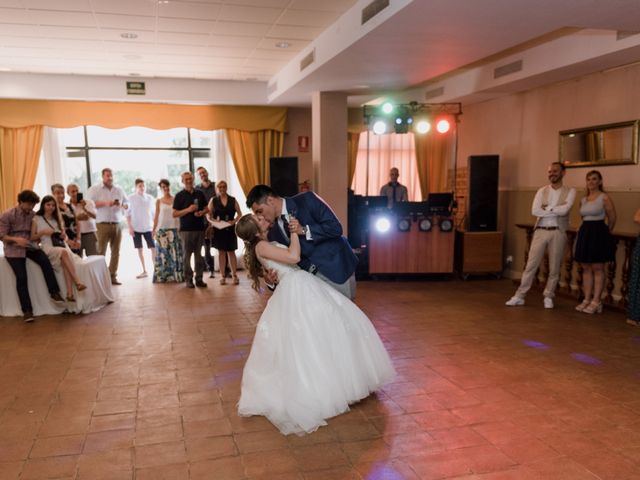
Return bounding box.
[351,132,423,200]
[33,127,66,197]
[208,129,247,213]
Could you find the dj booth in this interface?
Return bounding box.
[348,193,455,275]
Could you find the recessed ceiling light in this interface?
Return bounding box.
[275,41,290,48]
[120,32,138,39]
[158,0,170,3]
[0,67,12,72]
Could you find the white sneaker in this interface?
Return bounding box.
[136,272,148,279]
[505,296,525,306]
[543,297,554,309]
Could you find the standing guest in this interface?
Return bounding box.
[152,179,184,283]
[506,162,576,309]
[88,168,128,285]
[0,190,65,322]
[67,183,98,257]
[32,195,87,303]
[208,180,242,285]
[173,171,208,288]
[196,166,216,278]
[380,167,408,208]
[627,208,640,326]
[52,183,81,255]
[574,171,617,314]
[126,179,156,279]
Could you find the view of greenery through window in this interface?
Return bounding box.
[62,126,213,197]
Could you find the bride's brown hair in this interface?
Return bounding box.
[235,214,264,291]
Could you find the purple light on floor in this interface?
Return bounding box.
[522,339,550,350]
[365,464,404,480]
[571,353,602,365]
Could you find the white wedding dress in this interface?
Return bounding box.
[238,243,396,435]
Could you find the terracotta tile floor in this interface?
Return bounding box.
[1,276,639,479]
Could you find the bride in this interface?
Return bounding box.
[234,214,395,435]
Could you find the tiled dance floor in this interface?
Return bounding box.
[1,276,639,479]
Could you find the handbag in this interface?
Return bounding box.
[43,217,67,248]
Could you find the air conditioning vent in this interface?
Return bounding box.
[494,59,523,79]
[362,0,389,25]
[300,49,315,71]
[267,81,278,95]
[425,86,444,100]
[617,30,640,40]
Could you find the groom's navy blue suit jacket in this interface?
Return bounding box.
[267,191,358,284]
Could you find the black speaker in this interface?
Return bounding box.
[269,157,298,197]
[468,155,499,231]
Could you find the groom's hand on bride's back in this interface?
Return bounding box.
[263,269,279,291]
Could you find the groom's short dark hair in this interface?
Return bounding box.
[246,184,277,208]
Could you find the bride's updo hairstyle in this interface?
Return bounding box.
[235,214,264,291]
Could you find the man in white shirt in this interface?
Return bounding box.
[87,168,128,285]
[506,162,576,309]
[127,178,156,279]
[67,183,98,257]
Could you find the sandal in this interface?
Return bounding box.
[66,295,76,302]
[76,283,87,291]
[583,301,603,314]
[233,276,239,285]
[575,299,591,312]
[220,278,227,285]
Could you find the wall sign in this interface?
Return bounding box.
[126,81,146,95]
[298,135,309,152]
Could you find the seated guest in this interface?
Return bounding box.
[31,195,87,303]
[626,208,640,326]
[380,167,408,208]
[574,170,616,314]
[0,190,64,322]
[67,183,98,257]
[52,183,81,255]
[152,179,184,283]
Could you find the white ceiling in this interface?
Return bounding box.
[0,0,357,80]
[1,0,640,106]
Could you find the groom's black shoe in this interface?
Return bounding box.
[195,279,207,288]
[186,280,195,288]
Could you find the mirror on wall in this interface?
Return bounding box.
[559,120,639,167]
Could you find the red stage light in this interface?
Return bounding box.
[436,119,450,133]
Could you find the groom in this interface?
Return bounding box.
[246,184,358,300]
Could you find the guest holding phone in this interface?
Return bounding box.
[67,183,98,257]
[51,183,81,255]
[87,168,128,285]
[173,171,208,288]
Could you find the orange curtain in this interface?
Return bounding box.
[347,132,360,186]
[0,126,43,211]
[0,99,287,132]
[414,130,454,197]
[225,129,284,195]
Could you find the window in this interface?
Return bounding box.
[351,132,423,200]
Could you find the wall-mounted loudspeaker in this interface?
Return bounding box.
[269,156,298,197]
[467,155,499,232]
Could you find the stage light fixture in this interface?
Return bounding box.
[381,102,394,114]
[375,217,391,233]
[436,119,451,133]
[372,120,387,135]
[418,217,432,232]
[394,117,403,125]
[416,120,431,134]
[397,217,411,232]
[439,218,453,232]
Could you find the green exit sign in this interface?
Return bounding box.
[126,81,145,95]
